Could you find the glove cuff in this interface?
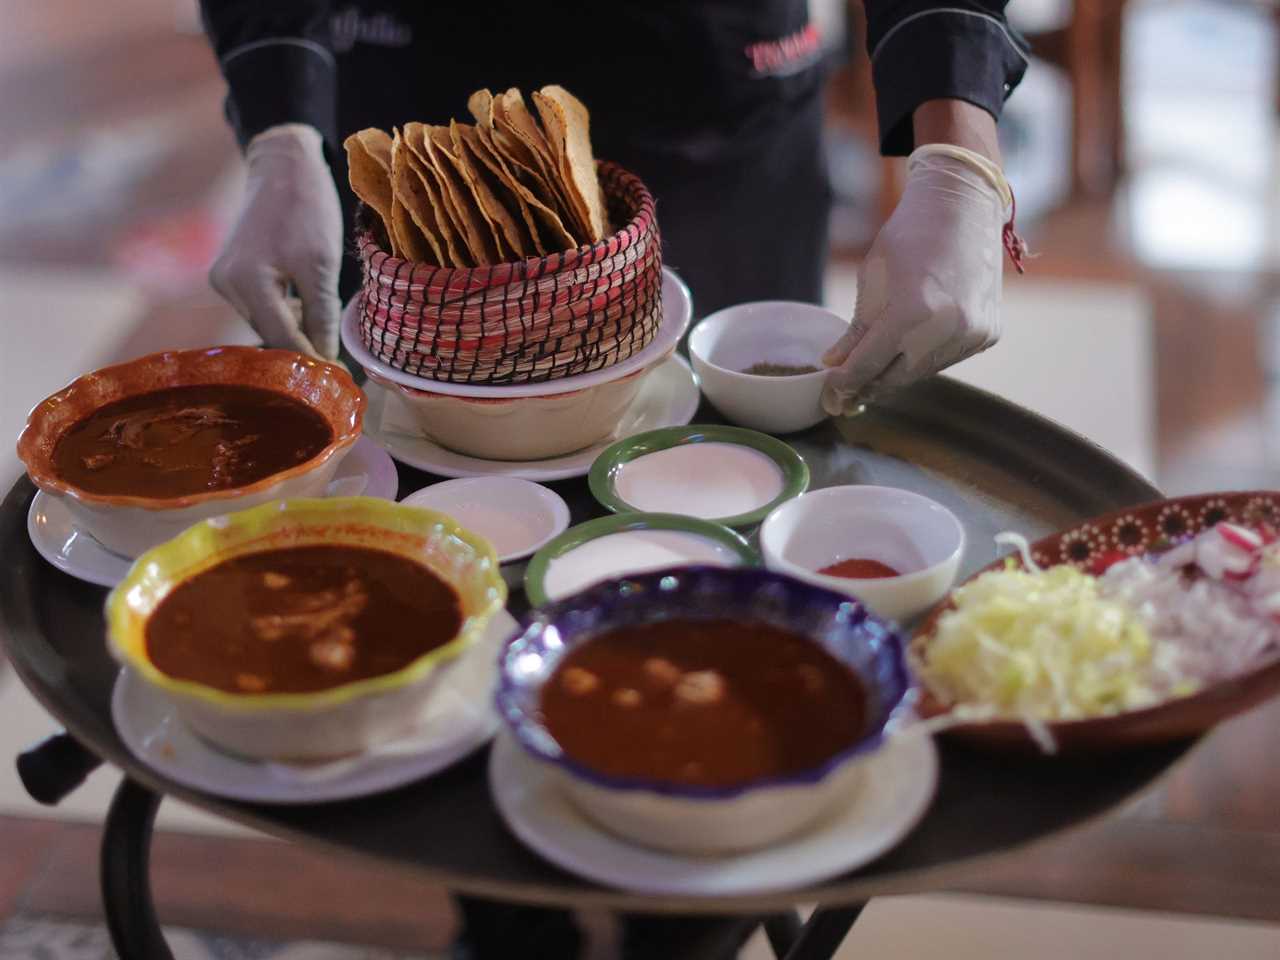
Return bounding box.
[908,143,1012,213]
[247,123,326,159]
[908,143,1028,273]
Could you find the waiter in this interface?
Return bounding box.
[199,3,1024,956]
[200,1,1026,414]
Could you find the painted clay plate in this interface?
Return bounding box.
[912,491,1280,753]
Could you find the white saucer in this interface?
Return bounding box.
[401,477,571,563]
[363,354,700,482]
[112,609,517,805]
[327,433,401,501]
[488,731,938,897]
[27,435,399,588]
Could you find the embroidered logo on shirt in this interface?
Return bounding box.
[331,7,413,53]
[744,23,822,78]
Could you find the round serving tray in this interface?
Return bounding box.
[0,376,1187,913]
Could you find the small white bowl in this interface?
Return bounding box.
[759,486,965,623]
[688,301,849,434]
[401,477,571,563]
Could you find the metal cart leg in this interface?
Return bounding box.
[16,732,102,806]
[781,903,867,960]
[101,777,173,960]
[619,914,760,959]
[764,911,805,957]
[90,770,860,960]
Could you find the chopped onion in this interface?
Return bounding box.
[914,521,1280,752]
[994,531,1041,573]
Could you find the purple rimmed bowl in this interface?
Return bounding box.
[494,565,913,854]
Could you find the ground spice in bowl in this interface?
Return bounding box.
[740,362,821,377]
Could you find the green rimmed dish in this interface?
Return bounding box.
[587,425,809,528]
[523,512,758,607]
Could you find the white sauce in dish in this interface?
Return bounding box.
[402,477,569,562]
[434,501,554,558]
[612,442,785,519]
[543,530,743,600]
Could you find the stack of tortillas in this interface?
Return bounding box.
[345,84,664,387]
[345,86,610,264]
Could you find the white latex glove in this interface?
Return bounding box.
[822,144,1012,416]
[209,124,343,359]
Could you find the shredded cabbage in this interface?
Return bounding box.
[915,561,1179,731]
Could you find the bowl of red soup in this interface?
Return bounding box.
[16,346,365,558]
[759,486,965,624]
[106,496,506,761]
[495,566,911,854]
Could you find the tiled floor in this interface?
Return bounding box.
[4,0,1280,957]
[742,896,1280,960]
[0,816,458,955]
[0,916,433,960]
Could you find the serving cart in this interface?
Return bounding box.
[2,379,1187,960]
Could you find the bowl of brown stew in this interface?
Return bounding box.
[495,566,911,854]
[106,496,506,761]
[16,346,365,558]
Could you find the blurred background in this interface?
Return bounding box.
[2,1,1279,958]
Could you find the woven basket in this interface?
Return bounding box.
[356,162,663,386]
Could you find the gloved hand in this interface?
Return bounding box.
[822,144,1012,416]
[209,123,343,359]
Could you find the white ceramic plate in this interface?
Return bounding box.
[342,268,692,398]
[487,730,938,897]
[27,435,398,588]
[112,610,517,804]
[364,355,700,481]
[401,477,571,563]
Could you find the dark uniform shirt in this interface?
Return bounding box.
[199,1,1027,312]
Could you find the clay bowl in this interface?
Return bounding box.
[16,346,364,558]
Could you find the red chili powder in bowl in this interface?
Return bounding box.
[817,558,900,579]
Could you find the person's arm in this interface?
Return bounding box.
[863,2,1028,158]
[822,3,1025,414]
[200,0,339,153]
[913,98,1001,163]
[200,1,344,360]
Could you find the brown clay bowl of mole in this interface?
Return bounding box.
[17,346,364,557]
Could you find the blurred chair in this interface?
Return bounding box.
[831,0,1131,225]
[1018,0,1130,198]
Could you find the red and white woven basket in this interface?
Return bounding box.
[355,162,663,386]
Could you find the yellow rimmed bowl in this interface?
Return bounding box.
[106,496,507,762]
